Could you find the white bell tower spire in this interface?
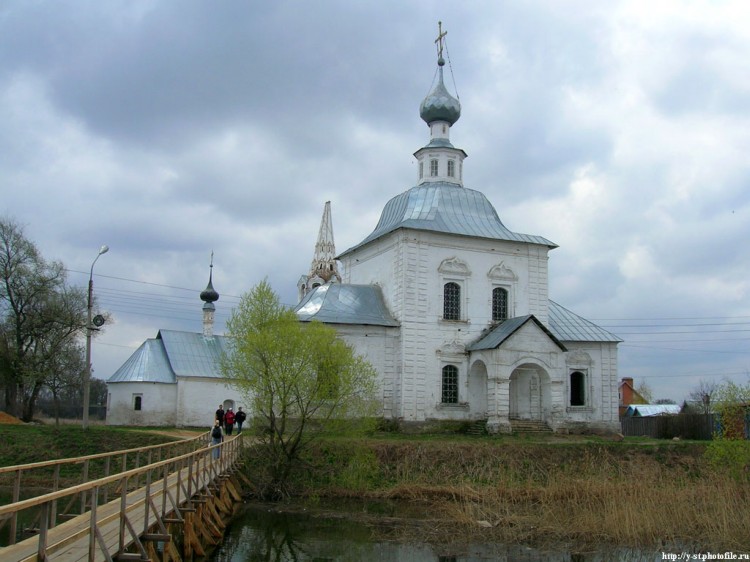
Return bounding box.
[297,201,341,301]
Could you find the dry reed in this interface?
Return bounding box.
[305,440,749,551]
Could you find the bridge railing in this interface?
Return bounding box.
[0,431,211,547]
[0,434,243,560]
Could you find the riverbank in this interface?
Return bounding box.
[258,437,749,553]
[1,424,747,552]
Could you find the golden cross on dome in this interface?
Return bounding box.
[434,21,447,59]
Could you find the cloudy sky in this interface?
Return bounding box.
[2,1,749,404]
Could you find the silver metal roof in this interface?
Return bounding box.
[467,302,621,351]
[338,182,556,257]
[548,300,622,343]
[159,330,229,378]
[108,339,175,384]
[295,284,399,327]
[107,330,228,384]
[468,315,567,352]
[625,405,681,417]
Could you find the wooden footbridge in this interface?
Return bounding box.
[0,432,247,561]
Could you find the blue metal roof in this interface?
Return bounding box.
[548,301,622,343]
[338,182,556,257]
[468,315,567,352]
[295,284,399,326]
[107,330,228,384]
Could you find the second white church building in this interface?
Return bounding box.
[295,36,621,434]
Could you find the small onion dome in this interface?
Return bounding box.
[200,274,219,303]
[420,60,461,126]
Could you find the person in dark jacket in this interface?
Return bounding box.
[235,407,247,434]
[210,420,223,459]
[224,408,236,435]
[215,404,225,428]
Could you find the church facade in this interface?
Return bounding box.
[106,27,620,433]
[294,33,621,434]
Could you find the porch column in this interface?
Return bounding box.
[548,379,565,431]
[487,375,512,434]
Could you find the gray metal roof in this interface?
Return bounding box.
[468,315,567,352]
[548,301,622,343]
[295,284,399,327]
[108,339,176,384]
[625,404,681,417]
[467,302,621,351]
[159,330,229,378]
[338,182,556,257]
[107,330,228,384]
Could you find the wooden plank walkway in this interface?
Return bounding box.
[0,438,243,561]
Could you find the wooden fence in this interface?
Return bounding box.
[620,413,716,440]
[0,432,210,546]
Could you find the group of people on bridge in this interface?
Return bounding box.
[211,404,247,458]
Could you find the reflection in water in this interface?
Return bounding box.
[210,503,665,562]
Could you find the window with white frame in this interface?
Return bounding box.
[443,282,461,320]
[442,365,459,404]
[419,161,423,179]
[447,160,455,177]
[430,159,439,177]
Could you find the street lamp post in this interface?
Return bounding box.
[82,244,109,429]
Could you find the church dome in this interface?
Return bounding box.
[420,61,461,126]
[338,182,557,258]
[200,274,219,303]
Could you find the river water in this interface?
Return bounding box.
[208,501,668,562]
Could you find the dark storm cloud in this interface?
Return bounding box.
[1,0,749,404]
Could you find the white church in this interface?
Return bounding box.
[106,27,621,433]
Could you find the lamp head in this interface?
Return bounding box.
[99,245,109,256]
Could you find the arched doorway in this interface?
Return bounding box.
[468,360,488,419]
[509,364,550,421]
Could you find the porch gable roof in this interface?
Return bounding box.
[467,315,567,352]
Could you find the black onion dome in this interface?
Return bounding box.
[419,61,461,126]
[200,273,219,303]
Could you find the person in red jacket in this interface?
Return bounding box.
[224,407,236,435]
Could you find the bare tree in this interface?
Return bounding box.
[687,379,719,414]
[44,340,85,425]
[0,217,88,421]
[636,381,653,404]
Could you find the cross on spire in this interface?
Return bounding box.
[434,21,447,60]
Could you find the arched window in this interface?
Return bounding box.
[442,365,458,404]
[570,371,585,406]
[443,282,461,320]
[430,159,439,177]
[133,395,142,411]
[447,160,455,177]
[492,287,508,322]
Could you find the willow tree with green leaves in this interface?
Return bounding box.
[221,280,379,499]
